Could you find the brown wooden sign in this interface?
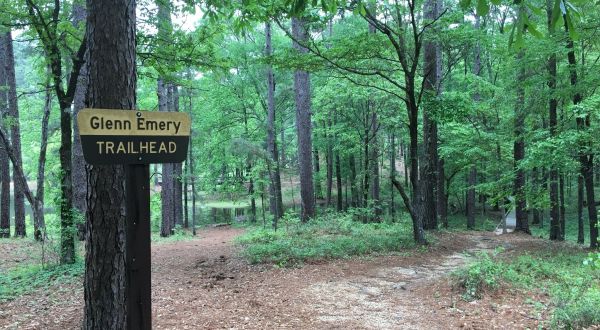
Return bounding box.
[78,108,191,164]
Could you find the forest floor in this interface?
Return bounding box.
[0,227,565,329]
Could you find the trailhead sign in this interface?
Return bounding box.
[78,108,191,329]
[78,108,191,165]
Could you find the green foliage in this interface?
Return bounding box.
[456,251,600,328]
[236,212,416,266]
[455,250,504,301]
[0,260,83,302]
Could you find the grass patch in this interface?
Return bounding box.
[0,260,84,302]
[236,212,416,267]
[445,214,499,232]
[202,201,251,208]
[455,250,600,329]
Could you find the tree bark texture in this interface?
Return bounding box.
[292,17,315,222]
[83,0,136,326]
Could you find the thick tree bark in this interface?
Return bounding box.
[3,31,26,237]
[265,22,283,225]
[83,0,136,326]
[0,36,9,238]
[292,17,315,222]
[421,0,441,230]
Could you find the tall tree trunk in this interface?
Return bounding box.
[158,80,173,237]
[514,49,529,234]
[326,120,333,207]
[83,0,136,325]
[265,22,283,225]
[72,2,88,241]
[0,35,9,238]
[564,14,598,248]
[370,112,381,221]
[172,85,183,228]
[547,0,561,241]
[157,0,174,236]
[292,17,315,222]
[421,0,441,230]
[34,79,52,240]
[3,31,25,237]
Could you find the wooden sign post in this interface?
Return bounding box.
[78,108,191,329]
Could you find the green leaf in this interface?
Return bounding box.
[490,0,501,4]
[476,0,490,16]
[526,20,544,38]
[565,12,579,40]
[459,0,472,10]
[551,0,563,28]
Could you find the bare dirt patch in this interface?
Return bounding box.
[0,228,558,329]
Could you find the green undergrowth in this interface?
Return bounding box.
[236,212,416,267]
[0,260,84,302]
[455,250,600,329]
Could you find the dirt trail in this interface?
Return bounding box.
[0,228,549,329]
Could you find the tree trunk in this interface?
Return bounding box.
[172,86,183,228]
[0,36,9,238]
[467,166,476,229]
[349,155,358,208]
[265,22,283,225]
[438,158,447,227]
[159,80,173,237]
[314,146,323,200]
[83,0,135,326]
[564,14,598,248]
[72,2,88,241]
[547,0,561,242]
[3,31,26,237]
[421,0,441,230]
[184,160,189,229]
[390,134,396,220]
[34,79,52,240]
[292,17,316,222]
[326,120,333,207]
[577,175,584,244]
[514,49,529,234]
[370,112,381,221]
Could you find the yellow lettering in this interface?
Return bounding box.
[168,141,176,153]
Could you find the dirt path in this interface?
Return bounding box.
[0,228,550,329]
